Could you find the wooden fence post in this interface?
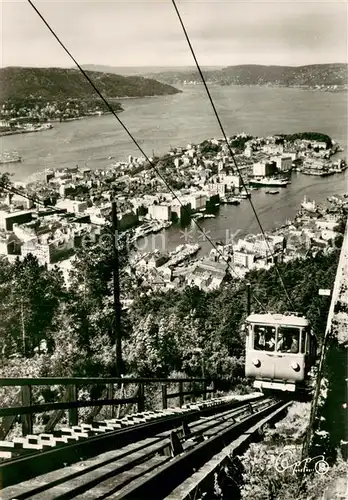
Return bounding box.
[21,385,33,436]
[137,383,145,412]
[162,384,168,410]
[191,381,196,403]
[68,384,78,426]
[179,381,184,408]
[107,383,115,418]
[202,380,207,401]
[117,380,125,419]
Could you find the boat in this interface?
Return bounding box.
[192,213,204,220]
[301,169,332,177]
[203,214,215,219]
[249,177,289,187]
[222,197,240,205]
[0,151,22,164]
[238,189,251,198]
[151,223,164,233]
[301,196,317,213]
[265,189,280,195]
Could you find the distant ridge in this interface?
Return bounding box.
[0,66,181,103]
[81,64,224,76]
[135,63,348,88]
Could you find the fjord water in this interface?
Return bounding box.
[1,85,347,253]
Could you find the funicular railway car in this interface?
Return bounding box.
[245,313,317,393]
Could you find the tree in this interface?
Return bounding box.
[66,224,133,374]
[200,140,220,154]
[0,255,66,357]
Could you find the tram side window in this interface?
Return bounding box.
[254,325,276,351]
[277,327,300,353]
[301,329,307,353]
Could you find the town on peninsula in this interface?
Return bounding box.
[0,129,347,302]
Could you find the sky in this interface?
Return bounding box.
[0,0,347,68]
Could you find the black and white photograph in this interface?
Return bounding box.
[0,0,347,498]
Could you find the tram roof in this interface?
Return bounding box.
[246,313,309,327]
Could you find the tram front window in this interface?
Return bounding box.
[277,327,300,353]
[254,325,276,351]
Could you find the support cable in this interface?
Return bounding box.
[171,0,295,311]
[24,0,267,312]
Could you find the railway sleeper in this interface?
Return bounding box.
[0,395,263,493]
[0,404,248,498]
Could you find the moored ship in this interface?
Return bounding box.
[221,196,240,205]
[0,151,22,164]
[301,168,332,177]
[249,177,289,187]
[301,196,317,213]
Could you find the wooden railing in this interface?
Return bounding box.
[0,377,214,437]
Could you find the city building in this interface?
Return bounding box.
[171,201,191,220]
[224,174,240,189]
[233,250,255,269]
[56,199,88,214]
[273,155,292,172]
[147,253,169,269]
[148,204,171,221]
[185,194,206,211]
[208,182,226,196]
[0,210,34,231]
[253,161,276,177]
[0,231,21,256]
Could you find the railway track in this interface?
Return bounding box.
[0,395,291,500]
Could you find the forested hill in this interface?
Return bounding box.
[0,67,181,103]
[142,63,348,88]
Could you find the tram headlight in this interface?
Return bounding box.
[291,362,300,372]
[252,358,261,368]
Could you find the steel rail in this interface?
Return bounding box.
[114,399,286,499]
[2,401,262,499]
[167,401,292,500]
[0,396,262,490]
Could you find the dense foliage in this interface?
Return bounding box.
[230,135,253,150]
[0,218,342,381]
[199,140,221,154]
[124,249,340,379]
[0,67,181,104]
[282,132,333,148]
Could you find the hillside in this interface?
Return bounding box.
[81,64,224,76]
[0,67,181,103]
[141,63,348,89]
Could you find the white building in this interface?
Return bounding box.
[233,250,255,269]
[56,199,88,214]
[273,156,292,172]
[244,147,253,158]
[253,161,276,177]
[186,194,206,211]
[262,144,284,155]
[148,204,171,221]
[209,182,226,196]
[223,175,240,188]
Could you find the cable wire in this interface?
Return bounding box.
[171,0,295,311]
[25,0,266,312]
